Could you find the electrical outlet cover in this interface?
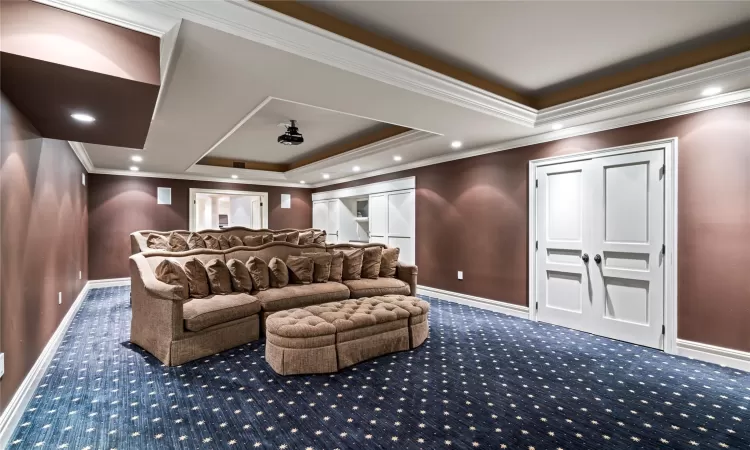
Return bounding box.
[457,271,463,280]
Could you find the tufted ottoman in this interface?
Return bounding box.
[265,295,429,375]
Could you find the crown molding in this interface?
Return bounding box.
[68,141,94,173]
[32,0,173,36]
[89,168,311,188]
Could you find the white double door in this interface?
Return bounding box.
[536,149,665,349]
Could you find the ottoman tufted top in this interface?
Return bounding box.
[266,295,429,337]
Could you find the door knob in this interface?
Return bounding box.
[594,254,602,264]
[581,253,589,263]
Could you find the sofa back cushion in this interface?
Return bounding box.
[329,251,344,282]
[205,258,232,295]
[219,235,231,250]
[379,247,400,278]
[341,249,364,280]
[183,258,210,298]
[286,255,313,284]
[268,257,289,288]
[153,259,189,300]
[285,230,300,245]
[147,233,171,250]
[361,247,383,279]
[302,252,332,283]
[246,257,269,291]
[226,259,253,293]
[188,232,207,250]
[243,235,264,247]
[168,232,189,252]
[228,235,244,248]
[224,243,326,265]
[298,230,314,245]
[203,235,221,250]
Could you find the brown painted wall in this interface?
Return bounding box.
[88,175,313,280]
[0,93,88,410]
[316,102,750,353]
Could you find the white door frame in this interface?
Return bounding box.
[189,188,269,231]
[528,138,678,354]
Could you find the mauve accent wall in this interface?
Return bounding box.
[88,175,313,280]
[316,102,750,353]
[0,93,88,410]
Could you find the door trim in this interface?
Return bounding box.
[188,188,269,231]
[528,138,678,353]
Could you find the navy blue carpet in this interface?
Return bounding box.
[9,286,750,449]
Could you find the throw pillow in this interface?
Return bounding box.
[243,235,264,247]
[285,230,300,245]
[313,231,326,244]
[342,248,365,280]
[298,230,314,245]
[203,235,221,250]
[168,232,189,252]
[328,251,344,283]
[226,259,253,293]
[268,257,289,288]
[228,235,244,248]
[246,257,269,291]
[302,252,332,283]
[205,258,232,295]
[146,233,170,250]
[262,234,273,244]
[272,232,288,242]
[219,235,231,250]
[187,232,207,250]
[286,255,313,284]
[361,246,383,279]
[153,259,188,300]
[183,258,210,298]
[379,247,400,278]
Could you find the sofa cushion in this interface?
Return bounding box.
[187,232,207,250]
[147,233,170,250]
[206,258,232,295]
[287,255,313,284]
[313,231,326,244]
[302,252,332,283]
[219,235,231,250]
[203,235,221,250]
[268,257,289,288]
[168,232,189,252]
[183,293,261,332]
[243,235,263,247]
[343,278,410,298]
[342,248,364,280]
[286,230,300,245]
[262,234,273,244]
[255,282,350,312]
[361,247,382,279]
[183,258,210,298]
[272,233,288,242]
[379,247,400,278]
[329,251,344,282]
[247,257,269,291]
[229,235,244,248]
[153,259,189,300]
[227,258,253,293]
[298,230,314,245]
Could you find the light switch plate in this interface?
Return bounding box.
[0,353,4,378]
[79,270,82,280]
[457,271,463,280]
[58,292,62,305]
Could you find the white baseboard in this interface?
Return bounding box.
[417,285,529,318]
[88,277,130,288]
[0,281,92,448]
[676,339,750,372]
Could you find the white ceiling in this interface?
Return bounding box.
[208,98,392,164]
[307,0,750,93]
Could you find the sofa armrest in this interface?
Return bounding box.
[130,232,149,255]
[396,262,418,296]
[129,254,184,301]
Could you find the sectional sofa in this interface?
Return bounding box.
[129,241,418,366]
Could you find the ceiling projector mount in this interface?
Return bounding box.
[278,119,304,146]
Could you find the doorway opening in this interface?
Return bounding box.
[189,188,269,231]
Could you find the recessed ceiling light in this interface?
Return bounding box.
[701,86,722,97]
[450,140,462,149]
[353,166,361,172]
[131,155,143,162]
[71,113,95,123]
[322,173,330,179]
[129,166,139,172]
[393,155,402,162]
[231,174,238,179]
[300,180,306,184]
[552,123,564,130]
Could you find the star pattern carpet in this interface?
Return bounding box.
[8,286,750,449]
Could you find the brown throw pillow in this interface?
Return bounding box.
[298,230,314,245]
[226,259,253,293]
[146,234,170,251]
[153,259,188,299]
[243,235,264,247]
[285,230,300,245]
[246,257,269,291]
[286,255,313,284]
[272,233,288,242]
[228,235,244,248]
[379,247,400,278]
[268,257,289,288]
[342,248,364,280]
[187,232,207,250]
[205,258,232,295]
[361,247,383,279]
[183,258,210,298]
[168,232,189,252]
[313,231,326,244]
[219,235,231,250]
[262,234,273,244]
[328,251,344,283]
[302,252,332,283]
[203,235,221,250]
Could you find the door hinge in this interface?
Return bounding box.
[535,179,538,188]
[260,202,263,207]
[535,240,538,250]
[535,302,539,312]
[660,164,666,178]
[661,244,665,254]
[661,324,665,335]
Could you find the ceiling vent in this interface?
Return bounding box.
[277,120,304,146]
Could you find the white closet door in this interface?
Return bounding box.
[369,194,387,244]
[536,160,594,332]
[327,200,340,243]
[589,150,664,349]
[312,201,328,232]
[387,190,415,264]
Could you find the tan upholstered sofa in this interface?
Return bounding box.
[130,227,325,254]
[129,242,418,366]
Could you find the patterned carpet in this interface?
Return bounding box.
[8,286,750,449]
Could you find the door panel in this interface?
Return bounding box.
[369,194,387,239]
[388,236,414,264]
[387,191,414,238]
[312,201,328,232]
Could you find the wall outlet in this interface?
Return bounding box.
[81,173,86,186]
[457,271,463,280]
[0,353,4,378]
[58,292,62,305]
[79,270,82,280]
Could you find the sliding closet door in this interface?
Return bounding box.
[589,150,664,349]
[387,190,415,264]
